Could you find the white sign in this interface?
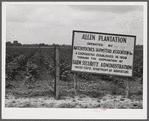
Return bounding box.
[71,30,136,77]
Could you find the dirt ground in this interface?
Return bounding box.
[5,75,143,109]
[5,93,142,109]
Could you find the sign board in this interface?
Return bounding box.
[71,30,136,77]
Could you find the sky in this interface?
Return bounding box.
[6,3,144,45]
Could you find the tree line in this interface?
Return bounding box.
[6,41,72,48]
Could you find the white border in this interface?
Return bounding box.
[2,2,147,119]
[2,2,148,5]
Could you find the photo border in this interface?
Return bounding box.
[1,1,148,120]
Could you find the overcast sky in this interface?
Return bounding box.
[6,3,143,45]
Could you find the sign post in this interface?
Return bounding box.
[71,30,136,97]
[125,78,130,98]
[54,45,60,100]
[74,72,78,95]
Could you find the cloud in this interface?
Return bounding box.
[6,4,144,45]
[69,5,143,13]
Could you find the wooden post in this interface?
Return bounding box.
[114,78,117,109]
[74,73,78,95]
[54,45,60,100]
[125,78,130,98]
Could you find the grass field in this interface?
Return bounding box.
[5,46,143,108]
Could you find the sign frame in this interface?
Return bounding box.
[71,30,136,77]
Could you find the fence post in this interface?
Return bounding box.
[125,78,130,98]
[114,78,118,109]
[74,72,78,95]
[54,45,60,100]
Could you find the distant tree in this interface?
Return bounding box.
[6,41,13,46]
[17,43,22,46]
[13,40,18,46]
[39,43,45,47]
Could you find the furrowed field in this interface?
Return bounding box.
[5,46,143,108]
